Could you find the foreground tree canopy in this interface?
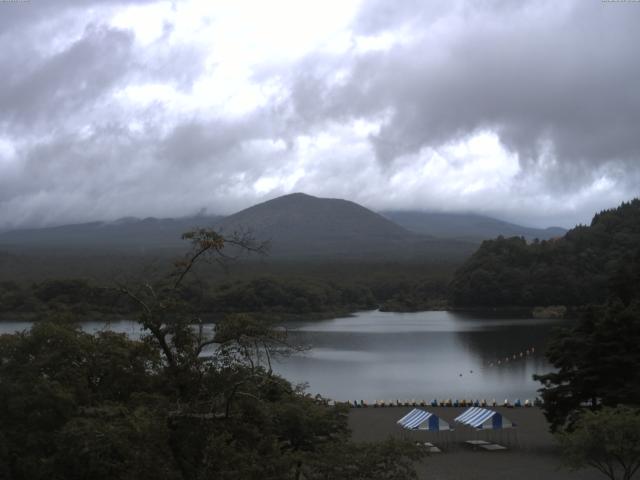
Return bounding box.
[558,406,640,480]
[535,301,640,431]
[0,229,423,480]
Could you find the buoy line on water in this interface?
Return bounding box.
[486,346,536,368]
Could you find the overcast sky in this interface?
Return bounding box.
[1,0,639,229]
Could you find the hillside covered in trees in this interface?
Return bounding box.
[450,199,640,308]
[0,268,451,320]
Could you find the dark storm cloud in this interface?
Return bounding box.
[288,0,640,191]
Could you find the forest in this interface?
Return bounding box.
[450,199,640,308]
[0,263,453,320]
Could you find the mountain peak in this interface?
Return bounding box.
[214,193,414,257]
[279,192,315,199]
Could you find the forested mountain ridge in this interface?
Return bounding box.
[0,193,568,257]
[449,199,640,307]
[0,215,223,252]
[0,193,477,261]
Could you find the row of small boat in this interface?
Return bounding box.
[347,398,543,408]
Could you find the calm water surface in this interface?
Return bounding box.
[0,310,565,402]
[274,310,565,402]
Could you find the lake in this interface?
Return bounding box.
[0,310,565,402]
[277,310,564,402]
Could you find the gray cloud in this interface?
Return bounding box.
[288,1,640,190]
[0,0,156,34]
[353,0,453,36]
[0,0,639,230]
[0,25,135,129]
[161,112,281,167]
[0,107,293,228]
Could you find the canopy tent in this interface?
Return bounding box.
[397,409,451,431]
[454,407,515,430]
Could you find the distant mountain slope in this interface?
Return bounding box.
[381,211,566,241]
[0,193,479,260]
[450,199,640,307]
[0,215,223,252]
[213,193,431,258]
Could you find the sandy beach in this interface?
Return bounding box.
[349,406,603,479]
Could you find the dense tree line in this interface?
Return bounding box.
[450,199,640,307]
[0,279,129,317]
[0,274,451,319]
[377,278,448,311]
[208,276,449,314]
[204,277,376,315]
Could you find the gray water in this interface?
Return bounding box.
[275,310,563,402]
[0,310,565,402]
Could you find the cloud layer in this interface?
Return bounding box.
[0,0,639,229]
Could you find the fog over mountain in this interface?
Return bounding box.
[0,215,223,252]
[381,211,566,242]
[0,0,639,230]
[0,193,566,259]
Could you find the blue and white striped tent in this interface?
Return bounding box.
[397,409,451,431]
[454,407,515,430]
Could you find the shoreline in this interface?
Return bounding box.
[0,305,578,323]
